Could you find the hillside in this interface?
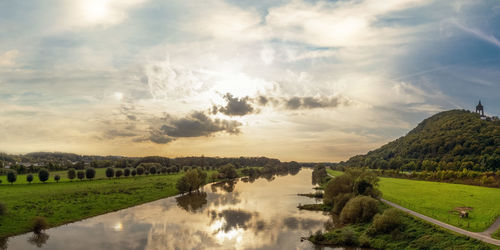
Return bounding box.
[341,110,500,172]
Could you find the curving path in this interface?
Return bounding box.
[380,198,500,246]
[326,173,500,246]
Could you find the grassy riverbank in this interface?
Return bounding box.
[310,204,495,249]
[327,169,500,232]
[0,168,255,237]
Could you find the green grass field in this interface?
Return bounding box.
[0,168,254,237]
[327,169,500,232]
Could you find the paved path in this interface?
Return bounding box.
[326,173,500,246]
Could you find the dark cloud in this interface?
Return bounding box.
[147,111,242,144]
[266,96,343,110]
[214,93,255,116]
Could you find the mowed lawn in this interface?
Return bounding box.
[327,169,500,232]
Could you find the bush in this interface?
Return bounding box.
[136,166,144,175]
[27,174,34,184]
[124,168,131,177]
[31,216,48,234]
[340,227,357,246]
[115,169,123,178]
[340,196,379,224]
[0,202,6,216]
[77,170,85,181]
[149,166,157,174]
[54,174,61,183]
[370,208,402,234]
[85,167,96,180]
[105,167,114,179]
[131,169,137,177]
[161,167,167,174]
[145,171,150,176]
[67,168,76,181]
[7,170,17,184]
[333,193,354,214]
[38,169,49,183]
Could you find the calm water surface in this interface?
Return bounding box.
[5,169,342,250]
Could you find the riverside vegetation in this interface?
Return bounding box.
[306,167,495,249]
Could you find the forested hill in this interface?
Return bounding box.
[341,110,500,172]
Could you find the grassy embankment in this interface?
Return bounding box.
[327,169,500,232]
[1,168,120,184]
[311,204,495,249]
[0,168,253,237]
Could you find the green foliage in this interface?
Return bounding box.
[77,171,85,181]
[131,169,137,177]
[85,167,96,180]
[123,168,130,177]
[38,169,49,183]
[7,170,17,184]
[219,164,237,179]
[312,165,328,185]
[324,168,380,208]
[149,166,157,175]
[67,168,76,181]
[136,166,144,176]
[115,169,123,178]
[176,169,207,194]
[31,216,48,234]
[54,175,60,183]
[340,196,379,224]
[343,110,500,172]
[105,167,114,179]
[369,208,402,234]
[26,174,34,184]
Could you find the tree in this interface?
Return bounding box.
[85,167,96,180]
[340,196,379,224]
[219,164,237,179]
[211,172,219,182]
[77,170,85,181]
[115,169,123,178]
[124,168,131,177]
[150,166,157,175]
[38,169,49,183]
[105,167,114,179]
[176,169,206,194]
[27,174,34,184]
[31,216,48,234]
[131,169,137,177]
[54,174,61,183]
[161,167,167,174]
[67,168,76,181]
[136,166,144,176]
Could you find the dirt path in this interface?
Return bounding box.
[381,198,500,246]
[482,216,500,236]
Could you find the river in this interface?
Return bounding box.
[4,169,341,250]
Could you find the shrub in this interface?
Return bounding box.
[31,216,49,234]
[67,168,76,181]
[85,167,96,180]
[340,227,357,246]
[0,202,6,216]
[131,169,137,177]
[7,170,17,184]
[161,167,167,174]
[136,166,144,175]
[145,171,150,176]
[124,168,131,177]
[219,164,237,179]
[38,169,49,183]
[370,208,402,234]
[54,174,61,183]
[77,170,85,181]
[105,167,114,179]
[340,196,379,224]
[115,169,123,178]
[333,193,354,214]
[211,172,219,182]
[27,174,34,184]
[149,166,157,175]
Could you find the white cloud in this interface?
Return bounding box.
[0,50,19,67]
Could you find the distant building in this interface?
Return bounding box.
[476,100,485,117]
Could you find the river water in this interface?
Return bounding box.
[4,169,340,250]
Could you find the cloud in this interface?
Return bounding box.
[214,93,255,116]
[0,50,19,67]
[259,95,344,110]
[147,111,242,144]
[450,20,500,48]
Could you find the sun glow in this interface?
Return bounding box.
[82,0,111,23]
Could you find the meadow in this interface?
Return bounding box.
[1,168,114,184]
[327,169,500,232]
[0,168,252,237]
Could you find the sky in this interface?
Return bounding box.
[1,0,500,162]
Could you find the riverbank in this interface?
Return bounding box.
[0,168,253,238]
